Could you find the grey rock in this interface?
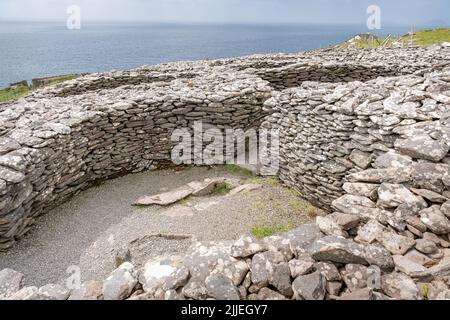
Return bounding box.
[292,271,326,300]
[415,239,438,255]
[283,224,323,257]
[140,256,184,294]
[349,149,372,169]
[316,216,347,237]
[230,236,266,258]
[314,262,341,281]
[68,281,103,300]
[338,288,375,300]
[373,151,413,169]
[410,188,448,203]
[205,273,240,300]
[355,220,385,244]
[420,205,450,235]
[341,264,369,291]
[381,272,420,300]
[441,201,450,218]
[342,183,378,200]
[377,183,421,209]
[268,262,293,297]
[102,262,137,300]
[38,284,70,300]
[288,258,315,278]
[256,287,288,300]
[378,231,416,255]
[394,135,449,162]
[0,268,24,299]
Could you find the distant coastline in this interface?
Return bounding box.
[1,21,442,88]
[1,26,449,104]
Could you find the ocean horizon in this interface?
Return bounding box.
[0,21,443,88]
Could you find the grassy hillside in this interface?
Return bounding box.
[341,28,450,49]
[0,74,78,103]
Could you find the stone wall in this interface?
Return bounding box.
[0,44,449,252]
[0,71,272,250]
[262,66,450,210]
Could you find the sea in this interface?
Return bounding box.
[0,21,434,88]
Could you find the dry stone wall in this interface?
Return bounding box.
[0,44,449,253]
[1,44,450,300]
[262,66,450,210]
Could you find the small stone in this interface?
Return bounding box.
[309,236,368,265]
[394,135,449,162]
[332,213,360,230]
[256,287,287,300]
[405,216,428,233]
[68,281,103,300]
[410,188,448,203]
[140,256,184,294]
[283,224,324,257]
[420,205,450,235]
[251,251,285,287]
[292,271,326,300]
[316,216,347,237]
[164,290,185,300]
[205,273,240,300]
[102,262,137,300]
[230,236,266,258]
[378,231,416,255]
[404,250,432,267]
[393,255,427,277]
[326,281,343,296]
[373,151,413,169]
[338,288,375,300]
[441,201,450,218]
[341,264,369,291]
[314,262,341,281]
[415,239,438,255]
[0,268,24,299]
[381,272,420,300]
[268,263,293,297]
[377,183,421,209]
[342,183,378,200]
[288,257,315,278]
[38,284,70,300]
[349,149,372,169]
[355,220,385,244]
[8,286,40,300]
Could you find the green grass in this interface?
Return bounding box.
[225,164,255,177]
[213,182,234,196]
[342,28,450,49]
[0,74,79,103]
[251,222,295,239]
[0,85,31,103]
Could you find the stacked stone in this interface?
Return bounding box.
[0,70,272,250]
[262,63,450,210]
[1,43,449,280]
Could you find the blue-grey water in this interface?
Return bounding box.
[0,21,429,88]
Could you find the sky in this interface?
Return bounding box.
[0,0,448,26]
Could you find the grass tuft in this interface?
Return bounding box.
[251,222,295,239]
[225,164,255,177]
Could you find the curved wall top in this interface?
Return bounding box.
[0,45,449,250]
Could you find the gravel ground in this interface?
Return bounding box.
[0,166,317,287]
